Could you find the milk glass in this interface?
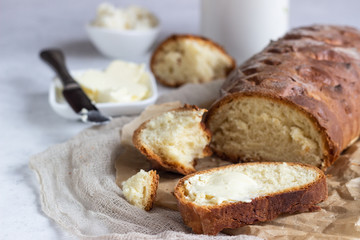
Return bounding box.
[201,0,289,64]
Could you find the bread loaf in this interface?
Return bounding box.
[206,25,360,168]
[174,162,327,235]
[133,105,212,175]
[150,35,235,87]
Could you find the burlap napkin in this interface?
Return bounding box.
[29,80,360,239]
[29,80,259,240]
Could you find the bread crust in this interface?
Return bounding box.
[206,25,360,168]
[133,104,212,175]
[150,34,236,87]
[144,170,159,211]
[174,162,328,235]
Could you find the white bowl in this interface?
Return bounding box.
[49,69,158,120]
[86,24,160,59]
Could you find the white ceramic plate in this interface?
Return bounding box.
[49,70,158,119]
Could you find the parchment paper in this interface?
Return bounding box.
[116,81,360,239]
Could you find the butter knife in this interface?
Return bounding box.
[40,49,111,124]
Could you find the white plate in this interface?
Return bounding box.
[49,70,158,119]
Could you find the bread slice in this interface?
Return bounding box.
[150,35,236,87]
[133,105,212,175]
[174,162,328,235]
[121,169,159,211]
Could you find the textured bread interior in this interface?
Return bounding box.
[121,170,154,210]
[153,38,233,85]
[184,163,320,206]
[208,96,324,166]
[138,109,209,168]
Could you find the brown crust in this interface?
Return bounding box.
[206,25,360,169]
[150,34,236,87]
[144,170,159,211]
[133,104,212,175]
[174,162,328,235]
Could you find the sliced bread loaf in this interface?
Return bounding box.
[133,105,212,175]
[122,169,159,211]
[150,35,235,87]
[174,162,327,235]
[206,25,360,169]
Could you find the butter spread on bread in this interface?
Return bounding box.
[174,162,328,235]
[133,105,212,175]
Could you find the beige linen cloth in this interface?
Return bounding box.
[30,80,360,240]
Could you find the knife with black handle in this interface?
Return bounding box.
[40,49,111,124]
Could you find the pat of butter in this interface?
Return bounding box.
[184,171,261,205]
[75,60,151,103]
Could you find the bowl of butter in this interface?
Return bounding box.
[86,3,160,59]
[49,60,158,119]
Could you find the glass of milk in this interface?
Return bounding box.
[201,0,289,64]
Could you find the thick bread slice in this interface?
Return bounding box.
[133,105,212,175]
[174,162,327,235]
[206,25,360,169]
[150,35,236,87]
[122,169,159,211]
